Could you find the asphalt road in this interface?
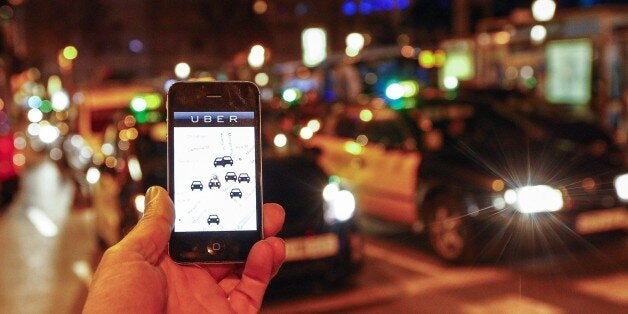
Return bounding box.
[1,159,626,313]
[263,229,627,313]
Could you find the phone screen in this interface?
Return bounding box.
[172,111,258,232]
[167,81,263,263]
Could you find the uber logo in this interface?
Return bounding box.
[190,114,238,124]
[174,111,254,127]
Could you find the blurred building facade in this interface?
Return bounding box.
[5,0,509,86]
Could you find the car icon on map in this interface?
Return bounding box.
[207,215,220,225]
[214,156,234,167]
[225,172,238,182]
[190,181,203,191]
[230,188,243,198]
[208,178,221,189]
[238,173,250,183]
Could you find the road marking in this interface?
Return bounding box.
[264,241,510,313]
[263,270,510,313]
[364,240,446,274]
[574,273,628,305]
[26,206,58,237]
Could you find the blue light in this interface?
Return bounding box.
[359,1,373,14]
[398,0,410,9]
[129,39,144,53]
[380,0,393,10]
[342,1,357,16]
[343,0,410,16]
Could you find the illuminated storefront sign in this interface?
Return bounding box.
[545,39,593,106]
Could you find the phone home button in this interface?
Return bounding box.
[207,242,222,254]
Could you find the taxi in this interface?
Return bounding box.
[308,97,628,262]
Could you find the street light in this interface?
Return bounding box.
[302,27,327,67]
[345,32,365,57]
[174,62,191,80]
[531,0,556,22]
[248,45,265,69]
[530,25,547,43]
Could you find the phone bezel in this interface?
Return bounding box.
[167,81,263,263]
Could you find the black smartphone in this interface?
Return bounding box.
[167,81,263,263]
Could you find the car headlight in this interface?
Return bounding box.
[504,185,564,213]
[615,173,628,201]
[323,182,356,223]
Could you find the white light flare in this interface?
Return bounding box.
[26,206,59,237]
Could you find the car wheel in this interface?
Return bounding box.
[425,192,475,263]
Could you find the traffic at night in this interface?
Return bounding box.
[0,1,626,313]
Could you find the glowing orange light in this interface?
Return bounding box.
[401,45,414,58]
[493,31,511,45]
[492,180,505,192]
[105,156,117,168]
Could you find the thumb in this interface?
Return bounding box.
[117,186,174,264]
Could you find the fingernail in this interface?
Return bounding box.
[144,186,158,213]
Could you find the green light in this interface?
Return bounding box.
[146,112,162,123]
[134,110,148,124]
[143,93,163,110]
[62,46,78,60]
[39,100,52,113]
[282,88,301,103]
[419,50,435,68]
[130,96,147,112]
[343,141,363,155]
[399,80,419,97]
[359,109,373,122]
[524,77,538,89]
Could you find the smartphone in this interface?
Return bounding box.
[167,81,263,263]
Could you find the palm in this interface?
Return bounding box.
[84,187,285,314]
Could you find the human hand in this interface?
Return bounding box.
[83,186,286,313]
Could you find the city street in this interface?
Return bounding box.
[1,159,626,313]
[0,1,627,314]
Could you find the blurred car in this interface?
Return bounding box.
[93,111,363,284]
[309,95,628,262]
[93,119,168,247]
